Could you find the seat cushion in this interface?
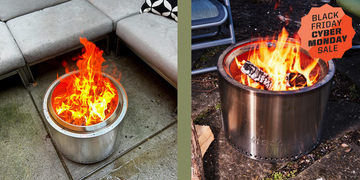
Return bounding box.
[116,13,177,88]
[0,22,25,75]
[0,0,68,21]
[6,0,113,65]
[87,0,144,29]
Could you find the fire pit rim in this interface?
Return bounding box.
[217,38,335,95]
[49,70,121,131]
[43,70,128,138]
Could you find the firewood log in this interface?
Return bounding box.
[195,125,215,157]
[286,73,307,88]
[240,61,273,89]
[191,119,205,180]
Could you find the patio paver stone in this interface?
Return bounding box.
[0,78,68,180]
[88,123,178,180]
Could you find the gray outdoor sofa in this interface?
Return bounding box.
[0,0,178,88]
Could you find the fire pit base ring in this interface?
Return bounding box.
[228,136,321,162]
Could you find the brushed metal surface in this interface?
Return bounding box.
[43,71,128,164]
[217,39,335,162]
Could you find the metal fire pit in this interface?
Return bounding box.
[217,38,335,162]
[43,70,128,164]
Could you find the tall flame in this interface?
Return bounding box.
[51,38,118,126]
[234,28,320,91]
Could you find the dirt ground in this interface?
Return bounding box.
[230,0,360,42]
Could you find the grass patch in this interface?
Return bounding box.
[194,109,210,123]
[194,104,220,123]
[264,170,297,180]
[215,103,221,110]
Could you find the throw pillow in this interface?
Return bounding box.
[140,0,178,22]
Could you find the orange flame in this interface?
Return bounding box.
[234,28,320,91]
[51,38,118,126]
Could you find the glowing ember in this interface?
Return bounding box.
[51,38,119,126]
[232,28,321,91]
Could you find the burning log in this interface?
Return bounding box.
[286,73,307,88]
[240,61,273,90]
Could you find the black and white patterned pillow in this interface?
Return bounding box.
[140,0,178,22]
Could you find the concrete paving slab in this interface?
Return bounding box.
[28,49,177,179]
[294,144,360,180]
[87,123,177,180]
[0,76,68,180]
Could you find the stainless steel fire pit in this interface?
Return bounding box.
[43,70,128,164]
[217,38,335,162]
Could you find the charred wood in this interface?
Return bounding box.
[286,73,307,88]
[240,61,273,90]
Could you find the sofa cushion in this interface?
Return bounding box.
[140,0,178,22]
[86,0,144,29]
[0,0,68,22]
[6,0,113,65]
[0,22,25,75]
[116,13,177,88]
